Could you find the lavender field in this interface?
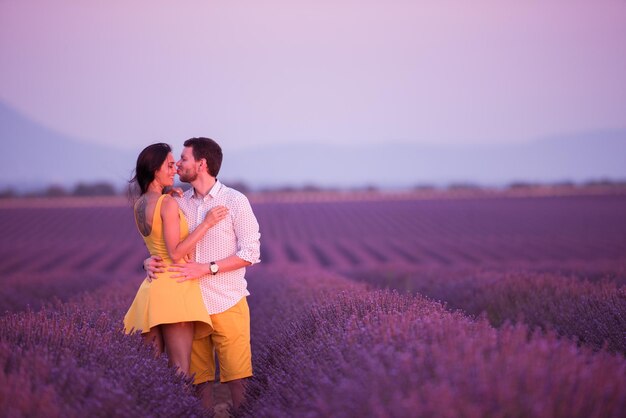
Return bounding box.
[1,192,626,417]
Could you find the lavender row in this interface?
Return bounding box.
[4,194,626,281]
[256,195,626,269]
[0,205,148,312]
[350,266,626,353]
[242,266,626,417]
[2,194,626,314]
[0,244,147,313]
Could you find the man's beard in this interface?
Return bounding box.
[178,171,198,183]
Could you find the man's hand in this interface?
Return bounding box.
[169,262,209,283]
[144,255,165,282]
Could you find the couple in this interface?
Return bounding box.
[123,137,261,411]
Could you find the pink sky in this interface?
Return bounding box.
[1,0,625,152]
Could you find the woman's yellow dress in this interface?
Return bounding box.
[124,194,212,338]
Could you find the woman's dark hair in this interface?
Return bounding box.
[129,143,172,195]
[183,137,222,177]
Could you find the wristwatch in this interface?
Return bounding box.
[209,261,219,275]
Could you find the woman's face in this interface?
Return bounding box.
[154,152,176,187]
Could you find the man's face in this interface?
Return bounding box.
[176,146,199,183]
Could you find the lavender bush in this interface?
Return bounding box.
[0,272,118,313]
[351,267,626,353]
[0,284,208,417]
[244,279,626,417]
[247,265,365,349]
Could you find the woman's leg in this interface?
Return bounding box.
[161,322,194,376]
[142,326,164,357]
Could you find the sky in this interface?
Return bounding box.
[1,0,626,153]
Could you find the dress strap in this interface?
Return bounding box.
[151,194,167,231]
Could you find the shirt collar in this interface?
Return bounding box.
[191,179,223,202]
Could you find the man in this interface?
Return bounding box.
[144,137,260,410]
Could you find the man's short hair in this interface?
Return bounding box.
[183,137,223,177]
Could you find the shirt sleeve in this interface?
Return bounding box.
[233,194,261,264]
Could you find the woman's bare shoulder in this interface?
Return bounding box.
[160,194,180,212]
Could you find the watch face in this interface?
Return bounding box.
[210,263,219,273]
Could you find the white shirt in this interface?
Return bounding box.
[176,180,261,314]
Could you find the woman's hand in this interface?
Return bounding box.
[169,262,209,283]
[166,187,184,197]
[203,205,229,227]
[144,255,165,282]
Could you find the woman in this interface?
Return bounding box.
[124,143,228,377]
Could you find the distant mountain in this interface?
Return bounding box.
[1,101,625,190]
[0,102,137,191]
[223,132,626,188]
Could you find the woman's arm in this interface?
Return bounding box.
[161,196,228,262]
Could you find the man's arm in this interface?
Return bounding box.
[231,193,261,265]
[169,193,260,282]
[169,255,251,282]
[143,255,165,281]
